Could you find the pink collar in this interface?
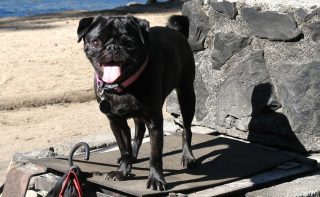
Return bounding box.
[96,55,148,93]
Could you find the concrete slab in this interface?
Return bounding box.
[244,156,320,197]
[188,161,317,197]
[246,173,320,197]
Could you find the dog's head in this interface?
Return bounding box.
[77,14,149,84]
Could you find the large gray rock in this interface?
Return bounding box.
[215,50,289,143]
[241,7,302,41]
[273,61,320,151]
[7,148,57,178]
[9,148,56,168]
[211,32,252,70]
[182,0,210,51]
[215,50,273,124]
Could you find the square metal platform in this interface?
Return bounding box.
[33,133,295,196]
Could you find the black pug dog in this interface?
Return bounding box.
[77,14,196,191]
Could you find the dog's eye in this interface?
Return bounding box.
[126,41,136,48]
[91,40,101,48]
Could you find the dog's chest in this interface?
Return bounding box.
[106,93,144,117]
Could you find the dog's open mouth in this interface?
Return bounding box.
[99,61,123,83]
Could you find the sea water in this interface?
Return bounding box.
[0,0,167,18]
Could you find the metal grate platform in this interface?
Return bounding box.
[33,133,294,196]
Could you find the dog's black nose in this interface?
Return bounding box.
[106,44,119,53]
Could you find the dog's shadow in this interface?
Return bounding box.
[126,134,287,190]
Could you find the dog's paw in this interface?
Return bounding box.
[105,164,132,181]
[181,147,197,168]
[146,176,167,191]
[105,170,128,181]
[181,157,197,168]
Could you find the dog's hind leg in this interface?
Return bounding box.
[176,82,197,168]
[146,114,167,191]
[132,118,146,162]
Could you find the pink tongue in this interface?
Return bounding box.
[102,64,121,83]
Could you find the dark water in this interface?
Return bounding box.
[0,0,166,18]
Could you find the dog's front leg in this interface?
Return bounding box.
[146,115,167,191]
[116,118,145,164]
[105,116,132,181]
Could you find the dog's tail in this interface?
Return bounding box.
[166,15,189,39]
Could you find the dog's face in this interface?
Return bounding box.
[77,15,149,84]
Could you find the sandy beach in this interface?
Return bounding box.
[0,0,185,185]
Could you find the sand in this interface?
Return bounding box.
[0,1,185,185]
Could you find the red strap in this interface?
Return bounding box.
[59,171,83,197]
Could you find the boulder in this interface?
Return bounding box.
[241,7,302,41]
[215,50,280,128]
[182,0,210,51]
[273,61,320,151]
[211,32,252,70]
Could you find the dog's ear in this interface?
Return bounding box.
[77,15,102,43]
[126,14,150,45]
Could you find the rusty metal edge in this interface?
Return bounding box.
[2,163,47,197]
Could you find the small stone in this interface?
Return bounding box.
[210,0,238,19]
[296,8,316,21]
[27,177,35,190]
[25,190,38,197]
[34,173,61,192]
[36,191,48,197]
[169,193,177,197]
[308,22,320,42]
